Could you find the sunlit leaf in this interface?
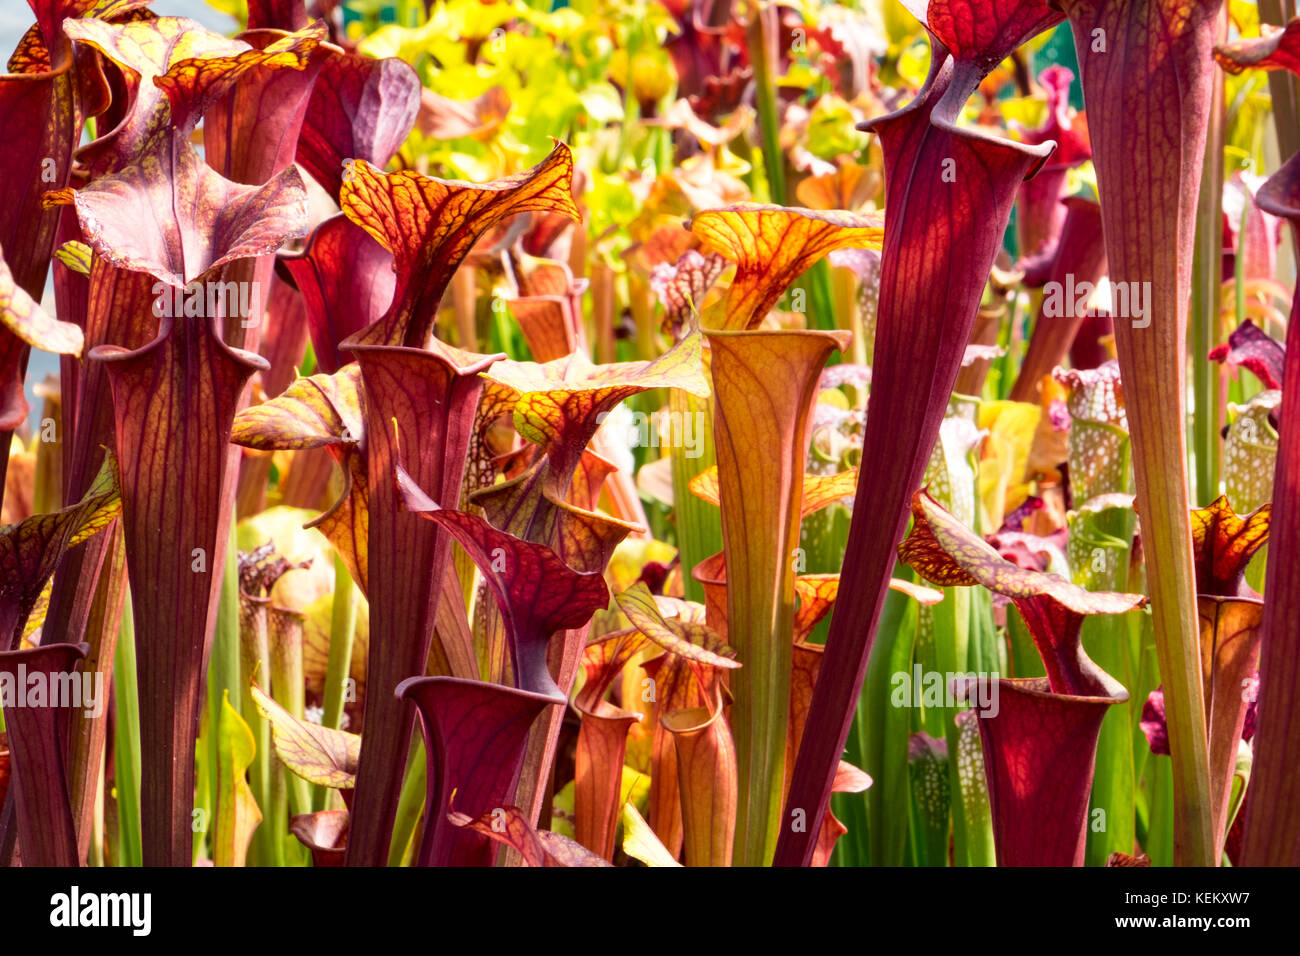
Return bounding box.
[621,801,682,867]
[1190,496,1270,598]
[249,684,359,789]
[793,575,839,643]
[689,205,883,330]
[213,690,261,868]
[900,489,1145,697]
[340,142,580,347]
[0,451,119,648]
[614,583,738,670]
[232,365,364,451]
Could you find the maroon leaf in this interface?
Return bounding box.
[91,315,268,866]
[0,642,89,866]
[1140,688,1169,755]
[904,0,1064,76]
[290,809,348,867]
[0,5,107,296]
[396,677,562,866]
[42,261,158,654]
[37,255,155,860]
[282,214,395,374]
[0,2,110,484]
[296,50,421,202]
[957,674,1123,866]
[55,49,310,861]
[1208,318,1285,390]
[899,490,1145,697]
[196,22,331,364]
[1222,171,1284,285]
[247,0,309,31]
[67,17,323,179]
[340,337,498,866]
[200,24,329,188]
[58,139,309,288]
[1234,140,1300,864]
[397,466,611,698]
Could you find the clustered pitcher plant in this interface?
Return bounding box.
[0,0,1296,870]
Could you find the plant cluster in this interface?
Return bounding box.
[0,0,1296,868]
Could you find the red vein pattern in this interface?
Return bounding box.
[339,340,499,866]
[92,317,267,865]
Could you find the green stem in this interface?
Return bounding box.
[112,589,141,868]
[863,578,919,865]
[198,519,243,863]
[269,611,313,819]
[388,738,428,866]
[322,552,357,732]
[801,261,837,333]
[1191,16,1226,505]
[746,3,786,204]
[668,389,722,603]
